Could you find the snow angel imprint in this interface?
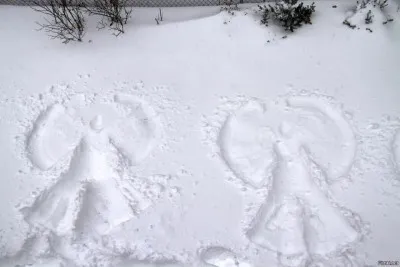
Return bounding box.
[219,96,361,264]
[23,94,161,237]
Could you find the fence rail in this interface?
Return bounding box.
[0,0,265,7]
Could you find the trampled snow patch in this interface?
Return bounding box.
[200,247,253,267]
[113,247,252,267]
[21,259,65,267]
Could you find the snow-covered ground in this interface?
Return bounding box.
[0,2,399,267]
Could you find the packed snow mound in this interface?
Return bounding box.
[21,259,65,267]
[200,247,253,267]
[117,261,185,267]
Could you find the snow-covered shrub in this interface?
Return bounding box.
[259,0,316,32]
[32,0,85,43]
[220,0,240,15]
[365,9,373,23]
[84,0,132,35]
[343,0,395,30]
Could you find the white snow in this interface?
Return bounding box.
[27,104,82,171]
[393,129,400,172]
[0,2,400,267]
[111,94,161,165]
[220,96,360,265]
[287,96,357,182]
[219,99,277,188]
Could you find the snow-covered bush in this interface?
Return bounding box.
[84,0,132,35]
[32,0,85,43]
[220,0,240,15]
[365,9,373,23]
[343,0,395,30]
[259,0,316,32]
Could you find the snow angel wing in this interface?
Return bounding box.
[27,103,82,170]
[110,94,161,165]
[218,100,277,188]
[287,96,357,182]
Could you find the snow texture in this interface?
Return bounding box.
[0,82,183,267]
[27,104,81,171]
[219,100,276,188]
[23,94,162,237]
[0,3,399,267]
[393,129,400,171]
[219,96,359,265]
[287,96,356,182]
[200,247,253,267]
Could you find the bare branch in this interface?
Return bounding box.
[84,0,132,35]
[31,0,86,43]
[155,8,163,25]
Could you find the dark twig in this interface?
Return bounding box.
[383,18,394,24]
[32,0,85,43]
[220,0,239,15]
[84,0,132,36]
[155,8,163,25]
[343,19,356,29]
